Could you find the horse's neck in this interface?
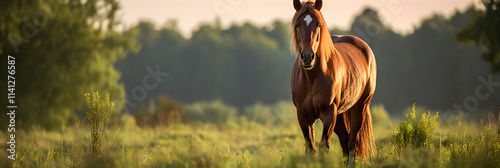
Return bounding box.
[318,37,345,81]
[319,31,335,62]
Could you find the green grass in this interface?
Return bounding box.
[0,105,499,167]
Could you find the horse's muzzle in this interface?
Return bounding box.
[301,52,315,69]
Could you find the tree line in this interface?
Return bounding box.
[117,6,500,116]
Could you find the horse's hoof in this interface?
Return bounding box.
[305,148,317,156]
[311,149,317,156]
[348,150,355,166]
[318,142,330,154]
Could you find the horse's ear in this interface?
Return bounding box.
[293,0,301,11]
[315,0,322,10]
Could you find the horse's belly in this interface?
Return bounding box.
[337,98,357,113]
[337,83,365,113]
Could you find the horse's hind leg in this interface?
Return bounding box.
[297,111,316,155]
[334,113,349,157]
[347,100,366,165]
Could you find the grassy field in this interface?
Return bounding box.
[1,104,499,168]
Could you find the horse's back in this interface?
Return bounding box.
[331,35,375,64]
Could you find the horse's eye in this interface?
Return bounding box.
[318,23,322,28]
[295,24,299,29]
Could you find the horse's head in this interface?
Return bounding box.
[292,0,326,70]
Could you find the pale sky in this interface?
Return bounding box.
[118,0,479,36]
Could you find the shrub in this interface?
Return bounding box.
[156,95,184,126]
[133,95,185,128]
[394,104,439,149]
[243,103,272,125]
[271,101,297,126]
[371,104,391,127]
[242,101,297,127]
[132,102,155,128]
[183,100,237,124]
[85,91,114,159]
[109,112,137,130]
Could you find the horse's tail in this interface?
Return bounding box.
[356,101,376,161]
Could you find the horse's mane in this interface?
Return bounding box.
[291,1,334,63]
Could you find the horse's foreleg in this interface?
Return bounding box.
[297,112,316,155]
[319,105,337,153]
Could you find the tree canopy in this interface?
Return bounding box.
[0,0,138,130]
[458,0,500,72]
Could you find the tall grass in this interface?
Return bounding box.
[445,113,500,167]
[1,101,499,168]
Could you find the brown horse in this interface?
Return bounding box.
[290,0,376,164]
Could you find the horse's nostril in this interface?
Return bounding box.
[311,53,315,60]
[301,53,305,60]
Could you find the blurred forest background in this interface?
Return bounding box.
[1,0,499,130]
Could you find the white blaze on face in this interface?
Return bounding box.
[303,15,313,27]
